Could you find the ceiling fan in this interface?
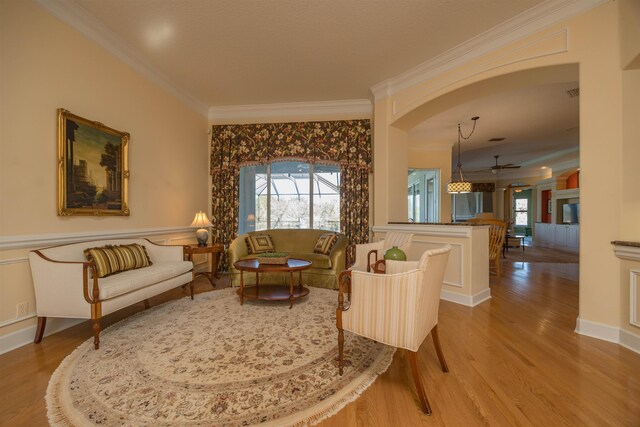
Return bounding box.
[489,155,520,174]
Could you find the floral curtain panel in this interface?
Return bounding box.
[211,120,371,268]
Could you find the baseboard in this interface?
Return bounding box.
[440,288,491,307]
[575,318,640,355]
[0,317,85,355]
[574,318,620,343]
[620,329,640,354]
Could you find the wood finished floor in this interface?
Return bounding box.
[1,256,639,426]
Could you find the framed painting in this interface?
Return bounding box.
[57,109,130,216]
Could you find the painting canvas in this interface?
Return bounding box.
[57,109,129,216]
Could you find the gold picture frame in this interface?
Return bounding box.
[57,109,130,216]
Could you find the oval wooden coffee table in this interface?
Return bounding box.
[234,258,312,308]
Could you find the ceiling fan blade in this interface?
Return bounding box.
[491,164,521,170]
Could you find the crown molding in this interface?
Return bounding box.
[33,0,208,117]
[370,0,607,101]
[208,99,372,123]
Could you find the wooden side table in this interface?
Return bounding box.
[183,243,224,287]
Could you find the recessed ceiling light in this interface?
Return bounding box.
[145,23,174,48]
[541,166,547,169]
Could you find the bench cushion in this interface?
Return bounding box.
[97,261,193,300]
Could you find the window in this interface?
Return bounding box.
[407,169,439,222]
[514,198,529,226]
[239,162,340,234]
[452,192,482,222]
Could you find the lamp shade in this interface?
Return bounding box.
[190,211,213,228]
[447,181,472,194]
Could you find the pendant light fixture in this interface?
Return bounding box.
[447,116,479,194]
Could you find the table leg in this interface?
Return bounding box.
[289,271,294,309]
[298,270,303,289]
[240,271,244,305]
[212,250,221,279]
[256,272,259,296]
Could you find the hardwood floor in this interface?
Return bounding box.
[1,256,639,426]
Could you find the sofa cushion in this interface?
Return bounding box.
[98,261,192,300]
[285,252,333,269]
[84,244,153,278]
[245,234,275,254]
[313,233,339,255]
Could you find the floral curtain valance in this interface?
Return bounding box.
[471,183,496,192]
[211,120,371,172]
[210,120,371,270]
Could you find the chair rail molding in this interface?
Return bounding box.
[0,226,193,250]
[612,242,640,262]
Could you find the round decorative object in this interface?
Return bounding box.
[384,245,406,261]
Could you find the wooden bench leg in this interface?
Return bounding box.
[92,319,101,350]
[34,316,47,344]
[91,302,102,350]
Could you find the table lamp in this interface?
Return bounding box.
[190,211,213,246]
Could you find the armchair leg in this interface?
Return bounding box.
[34,316,47,344]
[189,281,194,300]
[431,325,449,373]
[408,350,432,415]
[338,327,344,376]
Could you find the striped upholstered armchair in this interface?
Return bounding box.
[337,245,452,415]
[347,232,414,272]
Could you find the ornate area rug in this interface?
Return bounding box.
[47,287,395,426]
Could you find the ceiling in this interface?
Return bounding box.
[42,0,584,179]
[67,0,544,106]
[409,81,580,180]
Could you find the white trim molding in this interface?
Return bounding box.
[0,226,193,250]
[612,243,640,262]
[372,224,476,239]
[370,0,606,101]
[0,257,29,266]
[631,270,640,328]
[441,288,491,307]
[620,329,640,354]
[33,0,208,116]
[0,317,84,355]
[575,318,640,355]
[209,99,372,123]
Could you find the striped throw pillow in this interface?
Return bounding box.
[245,234,275,254]
[84,244,152,278]
[314,233,338,255]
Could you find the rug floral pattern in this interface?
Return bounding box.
[47,288,395,426]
